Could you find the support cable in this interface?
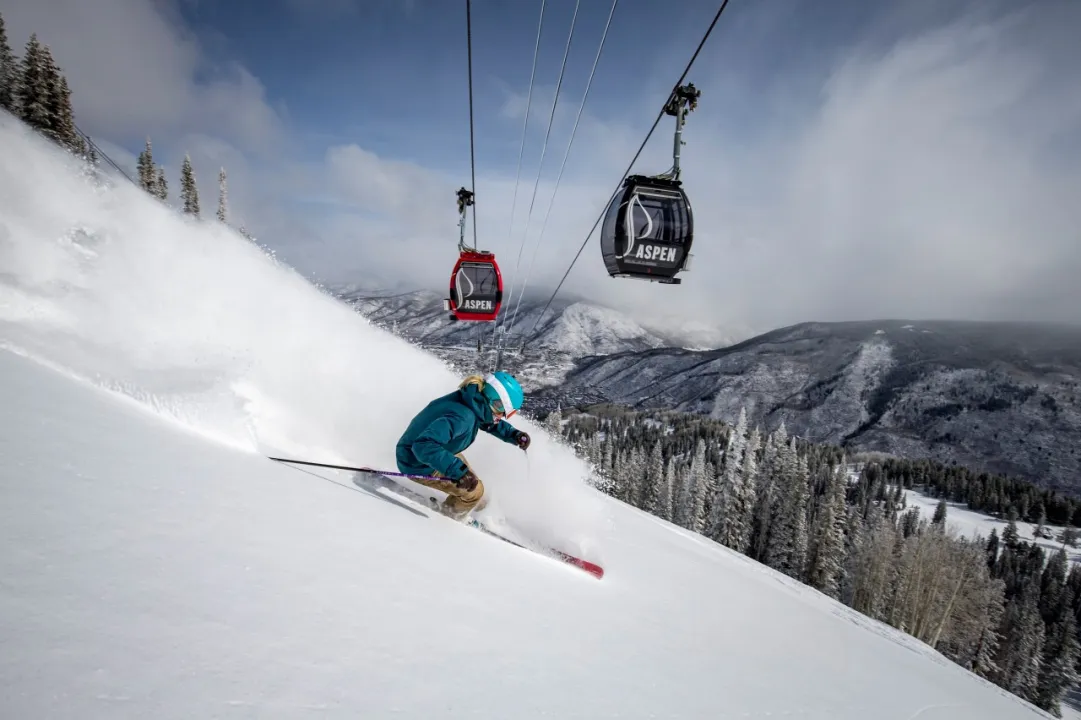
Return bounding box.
[489,0,547,350]
[465,0,478,250]
[495,0,580,344]
[521,0,732,349]
[504,0,619,339]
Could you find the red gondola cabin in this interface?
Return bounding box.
[444,250,503,322]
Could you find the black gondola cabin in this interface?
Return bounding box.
[600,174,693,284]
[444,250,503,322]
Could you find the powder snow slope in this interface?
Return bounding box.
[0,111,1052,718]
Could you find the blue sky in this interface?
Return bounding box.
[175,0,750,167]
[169,0,885,168]
[3,0,1080,336]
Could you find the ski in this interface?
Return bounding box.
[351,469,604,580]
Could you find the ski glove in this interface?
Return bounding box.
[457,469,480,493]
[512,430,531,451]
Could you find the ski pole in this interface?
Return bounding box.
[267,456,444,483]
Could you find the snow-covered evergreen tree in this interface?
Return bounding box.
[751,423,785,561]
[674,454,695,527]
[788,453,811,577]
[137,138,156,193]
[993,583,1045,702]
[643,441,666,518]
[686,438,711,533]
[0,13,17,113]
[731,427,760,553]
[15,34,50,133]
[708,408,747,544]
[660,458,675,522]
[806,463,847,597]
[1035,610,1079,716]
[155,166,168,200]
[180,154,199,216]
[932,498,948,527]
[765,437,809,578]
[40,47,76,151]
[217,167,228,223]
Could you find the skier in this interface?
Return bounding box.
[395,371,530,519]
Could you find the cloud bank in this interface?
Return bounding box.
[3,0,1078,340]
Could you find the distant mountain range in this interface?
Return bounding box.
[333,286,740,388]
[530,319,1081,495]
[335,287,1081,495]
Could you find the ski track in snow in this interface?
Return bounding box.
[0,112,1060,719]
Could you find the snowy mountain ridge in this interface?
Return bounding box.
[532,319,1081,494]
[335,287,742,387]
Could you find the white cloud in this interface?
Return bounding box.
[1,0,285,152]
[2,0,1078,340]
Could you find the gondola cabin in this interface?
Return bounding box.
[444,250,503,322]
[600,174,693,284]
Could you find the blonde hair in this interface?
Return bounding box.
[458,374,486,390]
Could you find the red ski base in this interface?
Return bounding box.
[552,550,605,579]
[467,518,604,580]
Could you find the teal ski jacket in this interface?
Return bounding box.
[395,382,520,480]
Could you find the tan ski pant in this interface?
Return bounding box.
[413,453,487,518]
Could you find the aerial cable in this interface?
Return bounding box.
[504,0,619,338]
[465,0,478,251]
[522,0,732,348]
[487,0,547,347]
[495,0,580,343]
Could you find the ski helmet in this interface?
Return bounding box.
[482,371,524,417]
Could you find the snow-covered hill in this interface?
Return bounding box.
[533,319,1081,494]
[0,111,1058,718]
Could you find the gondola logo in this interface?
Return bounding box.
[617,193,678,266]
[461,299,494,311]
[618,193,655,260]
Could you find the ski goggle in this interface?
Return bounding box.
[491,399,517,418]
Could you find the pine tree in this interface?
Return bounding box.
[643,441,667,518]
[765,438,809,578]
[155,166,168,200]
[932,498,948,526]
[660,459,675,522]
[16,34,50,132]
[217,166,228,223]
[1035,606,1080,716]
[1040,548,1069,624]
[180,154,199,216]
[751,423,786,561]
[1032,504,1048,539]
[993,582,1046,702]
[39,46,77,150]
[687,438,711,533]
[1003,508,1021,549]
[137,138,155,193]
[806,464,847,597]
[789,453,811,578]
[732,427,760,553]
[709,408,747,544]
[0,12,17,113]
[986,528,1000,569]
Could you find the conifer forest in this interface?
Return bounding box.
[550,404,1081,717]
